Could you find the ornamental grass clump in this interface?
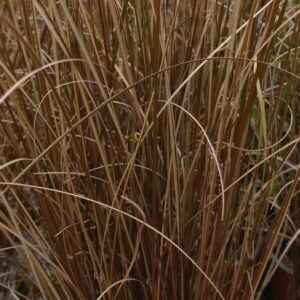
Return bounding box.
[0,1,299,299]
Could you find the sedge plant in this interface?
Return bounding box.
[0,0,299,299]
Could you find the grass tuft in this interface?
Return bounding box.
[0,1,299,299]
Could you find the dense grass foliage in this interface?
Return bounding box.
[0,0,299,299]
